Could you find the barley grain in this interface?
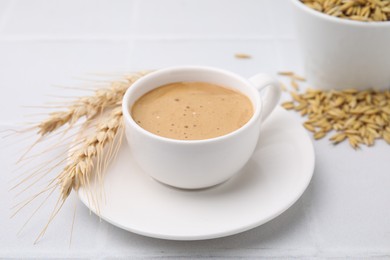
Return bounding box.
[282,101,295,110]
[278,71,294,76]
[235,53,251,59]
[301,0,390,21]
[314,131,326,139]
[281,78,390,149]
[291,80,300,91]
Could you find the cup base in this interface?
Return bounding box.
[149,175,232,191]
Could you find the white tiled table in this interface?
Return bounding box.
[1,0,389,258]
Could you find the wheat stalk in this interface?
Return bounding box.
[17,71,149,164]
[12,71,149,243]
[59,106,123,200]
[37,72,146,136]
[33,106,124,243]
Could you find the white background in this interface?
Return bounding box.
[0,0,390,259]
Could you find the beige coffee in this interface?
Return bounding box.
[131,82,253,140]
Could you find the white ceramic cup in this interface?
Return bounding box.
[291,0,390,90]
[122,66,281,189]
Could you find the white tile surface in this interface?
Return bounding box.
[1,0,136,35]
[275,39,304,73]
[0,41,131,123]
[1,0,390,258]
[126,39,279,76]
[133,0,273,37]
[269,0,296,37]
[0,1,12,28]
[309,139,390,251]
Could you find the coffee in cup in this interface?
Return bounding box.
[131,82,253,140]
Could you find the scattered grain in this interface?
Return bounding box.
[282,101,295,110]
[278,71,295,76]
[291,80,300,91]
[314,131,326,139]
[282,82,390,149]
[235,53,252,59]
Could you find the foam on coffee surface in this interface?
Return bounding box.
[131,82,253,140]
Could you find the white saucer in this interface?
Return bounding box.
[78,107,315,240]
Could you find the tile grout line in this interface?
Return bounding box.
[0,34,296,42]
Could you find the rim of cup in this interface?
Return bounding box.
[291,0,390,27]
[122,66,262,145]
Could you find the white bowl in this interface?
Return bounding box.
[291,0,390,90]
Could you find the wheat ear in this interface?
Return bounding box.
[37,71,149,136]
[58,106,123,200]
[13,71,151,243]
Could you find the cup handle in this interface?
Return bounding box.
[249,73,282,122]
